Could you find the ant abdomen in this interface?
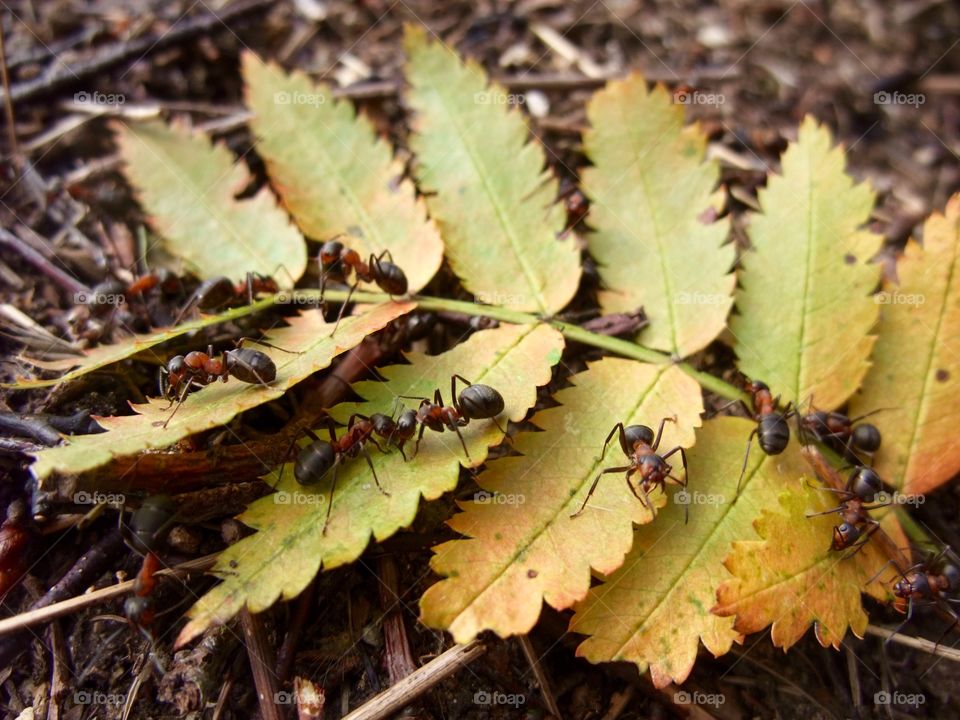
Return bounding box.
[757,414,789,454]
[457,384,504,420]
[852,423,881,453]
[848,466,882,501]
[295,441,336,485]
[225,348,277,384]
[375,261,408,295]
[624,424,655,448]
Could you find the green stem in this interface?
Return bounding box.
[298,289,749,403]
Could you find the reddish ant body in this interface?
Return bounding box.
[737,380,794,491]
[0,501,31,598]
[798,405,883,462]
[318,239,408,331]
[291,416,393,534]
[806,466,886,555]
[174,272,280,323]
[160,344,278,427]
[571,417,689,522]
[119,496,178,639]
[401,375,505,461]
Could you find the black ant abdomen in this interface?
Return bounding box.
[294,440,336,485]
[757,414,790,455]
[457,384,505,420]
[623,424,655,448]
[225,348,277,385]
[848,466,882,501]
[851,423,881,453]
[374,259,408,295]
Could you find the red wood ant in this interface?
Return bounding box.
[369,407,418,460]
[318,238,408,332]
[85,269,183,316]
[805,466,887,555]
[737,380,795,492]
[401,375,505,461]
[798,404,883,463]
[571,417,690,522]
[174,272,280,323]
[159,344,278,427]
[290,416,392,534]
[0,501,31,598]
[119,496,178,639]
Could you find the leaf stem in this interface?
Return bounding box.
[301,290,750,403]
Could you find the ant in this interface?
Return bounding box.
[175,272,280,324]
[805,466,887,556]
[571,417,689,522]
[159,343,278,427]
[369,406,419,459]
[401,375,505,461]
[290,416,392,534]
[798,403,883,463]
[85,269,184,317]
[118,496,178,640]
[318,238,408,331]
[737,380,795,492]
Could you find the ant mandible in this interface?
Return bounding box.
[159,343,278,427]
[805,466,887,556]
[401,375,505,461]
[318,238,408,332]
[290,416,392,534]
[737,380,795,492]
[571,417,690,523]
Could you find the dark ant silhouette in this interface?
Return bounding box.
[737,380,795,492]
[805,466,888,555]
[85,270,184,317]
[290,416,392,534]
[175,272,280,324]
[797,401,884,463]
[159,344,279,427]
[571,417,689,522]
[318,238,408,332]
[400,375,505,461]
[369,406,419,459]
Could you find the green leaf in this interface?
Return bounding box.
[713,481,888,650]
[582,75,733,357]
[32,303,414,482]
[242,53,443,294]
[419,358,702,643]
[570,417,808,687]
[849,193,960,494]
[731,116,882,408]
[403,24,581,315]
[176,323,564,646]
[116,119,307,283]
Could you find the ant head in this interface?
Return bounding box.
[895,570,928,598]
[848,466,882,501]
[370,413,394,435]
[124,595,154,625]
[167,355,186,374]
[396,409,418,434]
[319,240,344,265]
[852,423,881,452]
[833,522,860,550]
[294,441,336,485]
[746,380,769,393]
[942,563,960,593]
[624,425,655,447]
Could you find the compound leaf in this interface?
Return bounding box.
[713,481,888,650]
[419,358,702,644]
[32,303,414,483]
[177,324,563,646]
[732,117,882,408]
[242,54,443,294]
[848,194,960,494]
[403,24,581,315]
[570,417,809,688]
[116,119,307,283]
[582,75,733,357]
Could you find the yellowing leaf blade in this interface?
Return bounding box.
[582,76,734,357]
[419,358,702,644]
[732,117,882,408]
[177,324,563,646]
[116,120,307,283]
[242,54,443,294]
[713,482,887,650]
[849,194,960,494]
[32,303,414,482]
[403,25,581,314]
[571,417,809,688]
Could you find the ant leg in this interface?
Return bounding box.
[162,380,195,428]
[885,596,915,647]
[842,521,881,559]
[331,279,359,336]
[237,337,302,355]
[933,609,960,652]
[320,460,341,535]
[651,416,677,452]
[570,466,633,518]
[361,447,390,497]
[452,424,471,461]
[864,559,900,588]
[660,446,688,484]
[450,374,474,412]
[805,504,851,518]
[412,422,428,459]
[737,428,758,495]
